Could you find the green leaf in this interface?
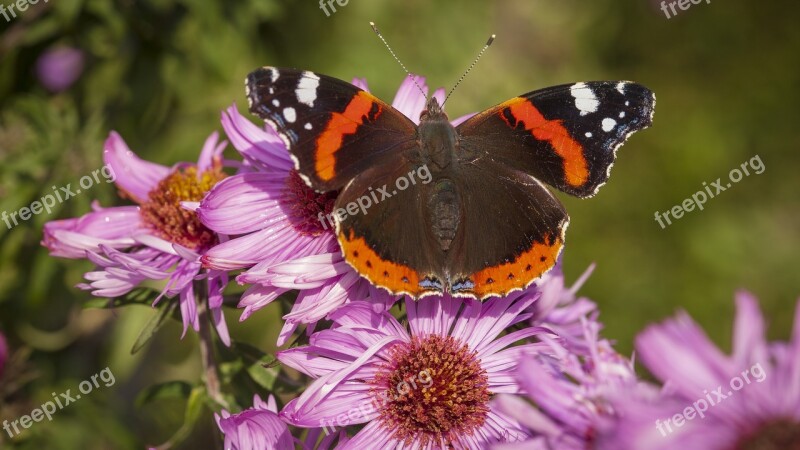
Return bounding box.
[147,385,210,449]
[246,353,280,391]
[162,386,210,448]
[136,380,193,408]
[130,298,178,354]
[84,287,161,309]
[218,359,244,384]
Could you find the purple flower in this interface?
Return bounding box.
[490,263,636,450]
[596,291,800,450]
[528,262,599,343]
[276,292,559,448]
[0,331,7,379]
[198,75,467,345]
[215,395,294,450]
[36,46,85,92]
[42,132,231,345]
[493,315,635,449]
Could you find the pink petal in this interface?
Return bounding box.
[351,78,369,91]
[102,131,170,202]
[732,290,768,367]
[42,206,143,258]
[197,131,226,172]
[635,311,734,399]
[221,105,293,172]
[392,74,430,123]
[198,172,288,235]
[493,394,562,438]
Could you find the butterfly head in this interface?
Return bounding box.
[420,96,448,123]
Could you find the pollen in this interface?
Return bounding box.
[371,334,490,446]
[281,169,337,236]
[140,165,225,251]
[734,419,800,450]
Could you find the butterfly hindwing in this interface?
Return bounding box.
[443,160,569,299]
[333,158,447,298]
[246,67,417,191]
[457,81,655,198]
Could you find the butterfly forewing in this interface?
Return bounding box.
[246,67,417,191]
[456,81,655,198]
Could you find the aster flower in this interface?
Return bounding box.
[595,291,800,450]
[198,75,469,345]
[215,395,294,450]
[276,292,563,449]
[528,262,599,344]
[493,310,636,449]
[42,132,232,345]
[36,46,85,92]
[216,394,351,450]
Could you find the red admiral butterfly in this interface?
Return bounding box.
[245,39,654,300]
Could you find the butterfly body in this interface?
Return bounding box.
[246,67,655,300]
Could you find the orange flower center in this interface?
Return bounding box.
[281,169,337,237]
[734,419,800,450]
[371,334,490,446]
[140,165,225,251]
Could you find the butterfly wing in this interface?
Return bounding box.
[442,160,569,299]
[456,81,655,197]
[246,67,417,191]
[333,159,448,298]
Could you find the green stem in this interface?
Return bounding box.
[195,278,228,409]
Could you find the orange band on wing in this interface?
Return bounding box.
[315,91,382,181]
[338,229,425,297]
[500,98,589,188]
[468,234,563,299]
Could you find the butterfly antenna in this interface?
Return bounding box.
[370,21,427,99]
[442,34,495,107]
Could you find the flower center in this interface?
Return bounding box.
[372,334,490,446]
[281,169,337,237]
[735,419,800,450]
[141,165,225,251]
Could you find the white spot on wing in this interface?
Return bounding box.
[283,107,296,123]
[616,82,626,94]
[570,82,599,116]
[304,123,312,130]
[619,111,625,118]
[267,67,278,83]
[296,72,321,107]
[272,99,280,107]
[602,118,617,132]
[245,77,253,108]
[585,132,592,138]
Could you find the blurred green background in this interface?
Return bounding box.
[0,0,798,448]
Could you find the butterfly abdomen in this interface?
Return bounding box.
[426,178,461,252]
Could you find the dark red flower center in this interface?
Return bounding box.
[140,165,225,251]
[281,169,337,237]
[734,419,800,450]
[371,334,490,446]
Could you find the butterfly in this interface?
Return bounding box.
[245,67,654,299]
